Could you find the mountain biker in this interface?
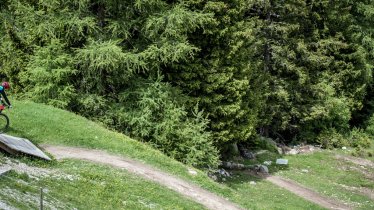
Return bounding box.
[0,82,12,108]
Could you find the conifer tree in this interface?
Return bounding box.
[0,0,219,166]
[166,0,265,150]
[253,0,373,141]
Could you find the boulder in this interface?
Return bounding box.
[259,165,269,174]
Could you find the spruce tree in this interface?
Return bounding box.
[0,0,219,166]
[166,0,265,150]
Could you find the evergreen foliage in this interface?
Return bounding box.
[0,0,373,164]
[168,0,264,149]
[0,0,219,167]
[20,40,76,108]
[113,76,219,168]
[248,0,373,142]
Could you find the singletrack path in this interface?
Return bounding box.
[42,145,243,210]
[266,176,352,210]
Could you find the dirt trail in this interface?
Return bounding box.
[43,145,355,210]
[335,155,374,168]
[266,176,352,210]
[42,145,243,210]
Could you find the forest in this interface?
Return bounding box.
[0,0,373,168]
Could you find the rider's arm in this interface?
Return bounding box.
[0,89,11,106]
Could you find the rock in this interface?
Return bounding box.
[298,145,321,154]
[276,159,288,165]
[286,148,299,155]
[221,161,246,170]
[210,175,218,181]
[235,163,246,170]
[241,150,255,159]
[222,161,232,169]
[218,169,231,177]
[238,144,256,159]
[188,169,198,176]
[256,150,268,155]
[301,169,309,173]
[258,165,269,174]
[263,161,272,166]
[249,181,256,185]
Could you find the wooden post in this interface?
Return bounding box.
[40,188,43,210]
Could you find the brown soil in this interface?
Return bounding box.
[265,176,352,210]
[42,145,358,210]
[42,145,243,210]
[335,155,374,168]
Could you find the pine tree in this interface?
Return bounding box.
[165,0,266,150]
[0,0,219,166]
[253,0,373,141]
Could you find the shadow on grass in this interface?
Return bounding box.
[4,126,39,140]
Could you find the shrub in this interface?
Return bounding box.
[252,135,279,153]
[365,113,374,136]
[19,40,77,108]
[114,76,219,168]
[316,128,348,149]
[348,128,372,148]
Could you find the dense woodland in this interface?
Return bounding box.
[0,0,373,168]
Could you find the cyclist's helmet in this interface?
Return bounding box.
[2,82,10,90]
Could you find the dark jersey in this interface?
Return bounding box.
[0,86,11,106]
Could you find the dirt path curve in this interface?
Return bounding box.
[266,176,352,210]
[42,145,243,210]
[335,155,374,168]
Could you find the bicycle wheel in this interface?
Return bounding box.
[0,113,9,133]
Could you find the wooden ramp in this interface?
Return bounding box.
[0,134,51,160]
[0,165,11,176]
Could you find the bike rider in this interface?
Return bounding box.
[0,82,12,108]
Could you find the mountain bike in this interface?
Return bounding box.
[0,98,9,133]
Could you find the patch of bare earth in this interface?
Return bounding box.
[335,154,374,201]
[42,145,243,210]
[335,155,374,168]
[0,200,16,210]
[0,158,78,181]
[266,176,352,210]
[338,184,374,200]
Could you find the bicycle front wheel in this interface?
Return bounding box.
[0,113,9,133]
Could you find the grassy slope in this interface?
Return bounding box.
[275,150,374,210]
[0,155,204,210]
[0,99,325,209]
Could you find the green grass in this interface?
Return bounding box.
[275,150,374,210]
[0,99,331,209]
[0,154,204,210]
[223,172,325,210]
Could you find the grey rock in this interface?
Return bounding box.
[263,161,272,166]
[241,149,255,159]
[259,165,269,174]
[218,169,231,177]
[210,175,218,181]
[286,148,299,155]
[221,161,246,170]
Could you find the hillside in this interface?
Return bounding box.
[0,100,372,209]
[0,99,336,209]
[1,1,374,209]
